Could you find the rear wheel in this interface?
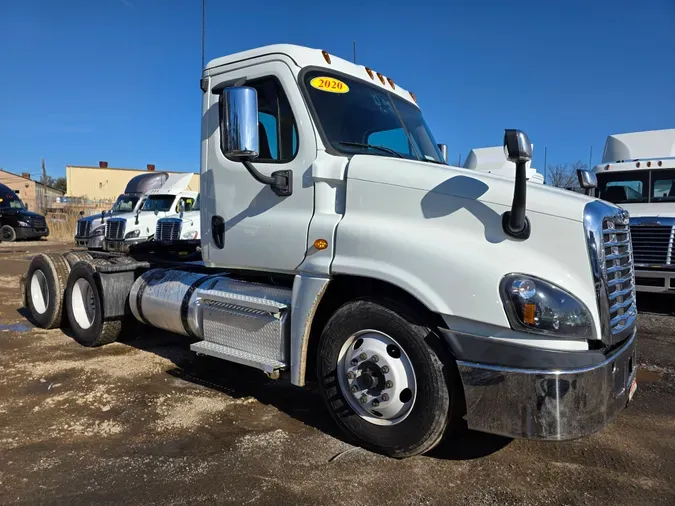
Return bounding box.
[317,298,455,458]
[64,251,93,267]
[65,261,121,346]
[25,253,70,328]
[1,225,16,242]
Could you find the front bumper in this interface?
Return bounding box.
[105,238,148,253]
[634,267,675,294]
[448,330,637,440]
[75,235,104,249]
[15,227,49,240]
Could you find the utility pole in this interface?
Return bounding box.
[201,0,206,70]
[588,145,593,170]
[353,40,356,63]
[41,157,47,213]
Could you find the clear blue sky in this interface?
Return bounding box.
[1,0,674,181]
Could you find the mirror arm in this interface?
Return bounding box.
[242,161,293,197]
[502,161,531,240]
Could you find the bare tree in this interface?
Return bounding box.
[547,161,587,188]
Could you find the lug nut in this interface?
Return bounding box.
[359,395,368,404]
[381,393,390,402]
[359,352,367,360]
[372,355,379,363]
[347,371,355,380]
[381,366,390,373]
[372,399,380,407]
[350,385,358,393]
[385,380,393,388]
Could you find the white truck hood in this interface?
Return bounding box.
[620,202,675,219]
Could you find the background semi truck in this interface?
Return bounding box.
[592,128,675,294]
[22,44,637,458]
[75,171,169,249]
[155,193,201,242]
[464,145,545,183]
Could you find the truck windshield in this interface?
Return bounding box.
[142,195,175,212]
[303,70,444,163]
[597,169,675,203]
[0,196,25,209]
[111,195,140,213]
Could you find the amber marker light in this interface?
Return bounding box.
[314,239,328,250]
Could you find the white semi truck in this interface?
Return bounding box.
[103,174,198,252]
[589,129,675,294]
[464,145,545,183]
[75,171,170,249]
[22,45,638,458]
[155,194,201,242]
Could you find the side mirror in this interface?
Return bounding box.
[577,169,597,196]
[79,210,85,217]
[502,129,533,240]
[179,200,186,218]
[437,144,448,164]
[135,208,141,225]
[220,86,259,160]
[101,209,106,224]
[219,86,292,197]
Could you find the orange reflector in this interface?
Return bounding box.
[636,162,640,168]
[605,164,610,170]
[313,239,328,250]
[409,91,417,103]
[376,72,385,85]
[365,67,374,79]
[322,50,331,64]
[658,160,663,167]
[647,161,652,167]
[387,77,395,89]
[523,304,536,325]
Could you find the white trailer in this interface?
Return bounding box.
[592,129,675,293]
[22,45,638,458]
[464,145,545,183]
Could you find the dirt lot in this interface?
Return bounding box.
[1,242,674,505]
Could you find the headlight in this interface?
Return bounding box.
[17,221,30,227]
[182,230,199,239]
[125,229,141,239]
[500,274,595,339]
[93,228,104,236]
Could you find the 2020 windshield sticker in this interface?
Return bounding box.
[310,76,349,94]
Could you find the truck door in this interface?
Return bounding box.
[203,60,317,272]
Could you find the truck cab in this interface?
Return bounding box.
[155,193,201,242]
[0,183,49,242]
[593,129,675,293]
[464,145,545,183]
[104,174,197,252]
[75,171,169,249]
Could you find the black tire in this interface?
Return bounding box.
[1,225,16,242]
[64,251,93,267]
[64,261,121,347]
[317,298,455,458]
[25,253,71,329]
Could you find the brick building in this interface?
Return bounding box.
[0,169,64,213]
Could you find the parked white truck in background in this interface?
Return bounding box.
[155,194,201,242]
[464,145,545,183]
[592,129,675,293]
[23,44,638,458]
[104,174,198,252]
[75,172,170,249]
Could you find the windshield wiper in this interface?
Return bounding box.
[337,142,404,159]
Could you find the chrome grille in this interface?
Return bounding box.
[156,219,181,241]
[602,217,636,339]
[629,222,674,266]
[105,219,126,240]
[31,216,47,230]
[76,219,91,238]
[584,201,637,345]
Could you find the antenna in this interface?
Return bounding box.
[353,40,356,63]
[588,145,593,170]
[543,146,548,184]
[201,0,206,70]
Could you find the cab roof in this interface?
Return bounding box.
[205,44,418,106]
[602,129,675,163]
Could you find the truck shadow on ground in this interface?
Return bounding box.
[117,323,511,461]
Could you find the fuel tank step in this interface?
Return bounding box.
[190,340,286,373]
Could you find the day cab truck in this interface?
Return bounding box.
[22,44,638,458]
[589,129,675,294]
[154,193,201,242]
[464,145,545,184]
[75,171,170,249]
[0,183,49,242]
[103,173,198,252]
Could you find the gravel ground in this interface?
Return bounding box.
[0,242,674,505]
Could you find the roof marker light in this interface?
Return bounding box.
[647,161,652,167]
[387,77,395,89]
[409,91,417,103]
[658,161,663,167]
[365,67,374,79]
[322,50,331,64]
[636,162,640,168]
[605,164,610,170]
[376,72,385,85]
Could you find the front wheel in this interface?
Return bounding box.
[317,298,456,458]
[1,225,16,242]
